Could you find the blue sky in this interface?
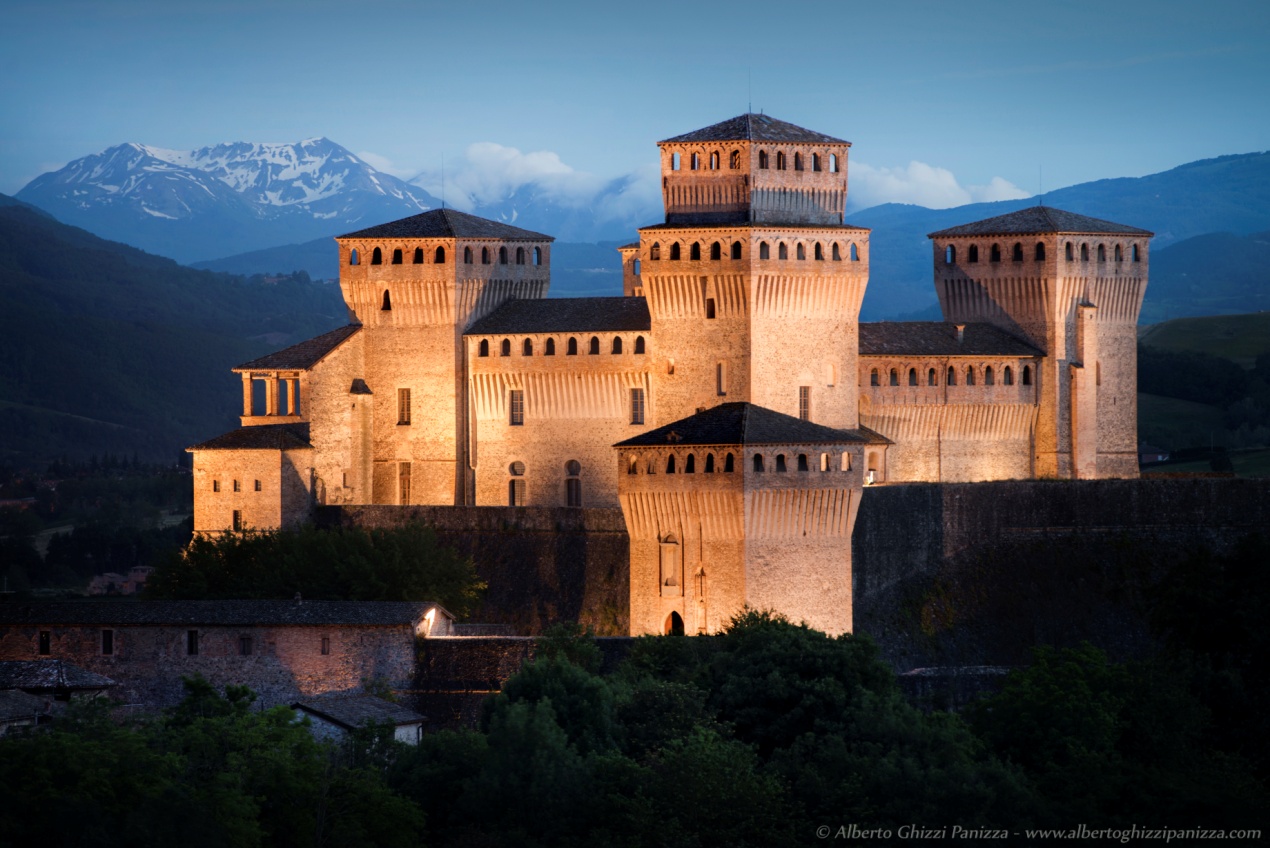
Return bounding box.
[3,0,1268,210]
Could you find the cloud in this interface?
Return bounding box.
[410,142,610,210]
[847,161,1029,211]
[354,150,416,180]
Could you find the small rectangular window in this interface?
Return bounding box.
[38,630,50,655]
[212,480,220,493]
[239,635,253,656]
[232,510,243,532]
[799,386,811,421]
[397,388,411,425]
[320,636,331,656]
[101,629,114,656]
[399,462,411,505]
[705,298,716,319]
[509,389,525,426]
[232,479,241,492]
[509,478,525,506]
[254,479,261,492]
[716,362,726,396]
[566,477,582,508]
[630,388,645,425]
[187,630,199,656]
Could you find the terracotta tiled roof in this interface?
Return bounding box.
[466,297,651,335]
[660,113,849,145]
[0,600,446,628]
[235,325,360,371]
[615,402,886,448]
[0,660,116,691]
[292,694,426,729]
[928,206,1153,238]
[338,208,553,241]
[859,323,1043,357]
[188,424,312,452]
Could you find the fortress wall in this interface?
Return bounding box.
[852,477,1270,670]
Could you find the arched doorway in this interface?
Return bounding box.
[665,611,684,636]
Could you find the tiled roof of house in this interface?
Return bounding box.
[292,694,426,730]
[660,113,849,145]
[338,208,553,241]
[466,297,651,335]
[0,688,52,721]
[235,325,361,371]
[859,322,1043,357]
[615,402,889,448]
[187,424,312,452]
[0,660,116,692]
[928,206,1153,238]
[0,600,444,628]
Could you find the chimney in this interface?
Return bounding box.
[955,324,965,344]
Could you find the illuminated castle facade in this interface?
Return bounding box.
[189,114,1152,637]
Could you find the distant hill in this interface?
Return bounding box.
[0,197,346,465]
[1139,311,1270,368]
[1141,231,1270,323]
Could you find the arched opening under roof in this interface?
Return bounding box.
[372,247,383,265]
[413,247,423,264]
[391,248,402,264]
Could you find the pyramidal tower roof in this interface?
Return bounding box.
[659,113,850,146]
[337,207,553,241]
[928,206,1153,239]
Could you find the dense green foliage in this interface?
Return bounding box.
[145,523,485,616]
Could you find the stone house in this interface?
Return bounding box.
[292,693,427,744]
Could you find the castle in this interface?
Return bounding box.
[189,113,1152,638]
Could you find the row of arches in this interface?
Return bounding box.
[350,245,544,267]
[478,335,647,358]
[868,363,1033,388]
[668,149,840,173]
[648,240,861,262]
[626,450,854,474]
[507,459,583,507]
[943,241,1143,265]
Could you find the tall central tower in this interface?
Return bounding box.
[637,114,870,431]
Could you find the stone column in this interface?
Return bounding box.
[241,374,254,417]
[266,375,280,416]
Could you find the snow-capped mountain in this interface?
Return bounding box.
[16,138,441,264]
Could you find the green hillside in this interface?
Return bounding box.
[0,197,347,465]
[1138,311,1270,367]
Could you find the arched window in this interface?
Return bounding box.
[545,338,556,356]
[966,366,976,386]
[665,611,684,635]
[435,246,446,263]
[464,246,473,264]
[690,152,700,170]
[829,153,838,172]
[499,246,508,264]
[889,368,899,386]
[413,247,424,264]
[850,243,859,261]
[667,454,677,474]
[759,242,770,259]
[1132,244,1141,262]
[753,454,765,472]
[794,152,803,171]
[990,244,1001,262]
[1012,243,1023,262]
[508,461,526,506]
[612,336,623,354]
[670,243,681,260]
[731,241,742,259]
[908,368,918,386]
[650,243,661,261]
[704,453,715,473]
[534,246,543,265]
[671,152,681,171]
[647,457,657,474]
[820,452,830,471]
[381,290,392,311]
[510,461,525,476]
[350,248,360,265]
[779,243,788,260]
[1098,244,1106,262]
[1022,365,1032,386]
[1035,242,1046,261]
[870,368,879,386]
[812,153,821,172]
[634,259,641,275]
[832,243,841,260]
[1065,242,1074,261]
[723,452,735,472]
[815,242,824,260]
[1115,244,1123,262]
[709,151,719,169]
[985,366,994,386]
[776,151,786,170]
[928,367,937,386]
[945,244,956,264]
[795,243,804,260]
[565,460,582,507]
[968,244,979,263]
[685,454,696,473]
[690,243,702,261]
[947,366,956,386]
[479,339,489,357]
[482,247,490,264]
[775,454,787,472]
[523,338,534,356]
[710,241,721,260]
[391,248,403,264]
[797,453,809,471]
[588,336,600,355]
[567,337,578,355]
[1003,366,1014,385]
[500,338,511,356]
[634,336,646,354]
[627,455,638,475]
[1081,243,1090,261]
[372,247,383,265]
[730,150,741,168]
[842,452,853,472]
[516,247,525,265]
[758,150,769,169]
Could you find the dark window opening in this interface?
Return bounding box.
[690,243,701,261]
[794,152,804,171]
[947,366,957,386]
[372,247,383,265]
[1004,366,1014,385]
[685,454,696,473]
[833,243,842,261]
[516,247,525,265]
[704,453,715,473]
[1022,365,1032,386]
[523,338,534,356]
[1012,243,1024,262]
[968,244,979,263]
[753,454,765,472]
[612,336,623,354]
[775,454,788,472]
[509,478,525,506]
[759,242,770,259]
[731,241,742,259]
[500,338,511,356]
[798,453,809,471]
[101,629,113,655]
[813,153,822,171]
[1066,242,1074,261]
[435,246,446,263]
[928,368,937,386]
[990,244,1002,262]
[534,246,542,265]
[546,338,556,355]
[650,243,661,260]
[321,636,330,656]
[391,248,403,265]
[238,635,253,656]
[985,366,995,386]
[589,336,600,355]
[776,151,786,170]
[381,290,392,311]
[1035,242,1046,261]
[499,246,508,264]
[779,243,788,260]
[850,243,860,261]
[870,368,879,386]
[634,336,645,354]
[724,453,735,472]
[889,369,899,386]
[482,247,490,264]
[815,242,824,260]
[966,367,976,386]
[797,243,806,260]
[187,630,199,656]
[706,298,716,319]
[710,241,721,260]
[464,246,473,264]
[759,150,769,169]
[908,368,918,386]
[567,337,578,355]
[479,339,490,357]
[38,631,50,655]
[413,247,424,264]
[670,243,681,260]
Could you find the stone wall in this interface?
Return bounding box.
[852,477,1270,670]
